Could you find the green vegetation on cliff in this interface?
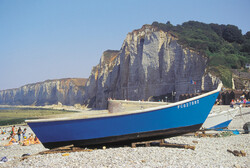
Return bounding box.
[152,21,250,88]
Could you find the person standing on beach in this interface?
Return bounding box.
[17,127,22,142]
[243,98,247,107]
[11,125,15,137]
[230,99,235,108]
[22,128,27,139]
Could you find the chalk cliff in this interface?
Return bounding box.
[0,78,87,106]
[84,25,221,108]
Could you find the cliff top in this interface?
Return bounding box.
[0,78,87,91]
[101,50,120,65]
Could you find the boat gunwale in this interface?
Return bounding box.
[26,84,222,123]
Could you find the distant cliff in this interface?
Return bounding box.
[0,78,87,106]
[84,25,221,108]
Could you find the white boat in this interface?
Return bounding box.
[202,106,239,129]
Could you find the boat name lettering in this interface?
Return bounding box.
[177,100,199,109]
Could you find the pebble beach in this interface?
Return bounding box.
[0,107,250,168]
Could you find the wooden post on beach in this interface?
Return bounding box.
[227,149,247,157]
[159,142,195,150]
[131,139,195,150]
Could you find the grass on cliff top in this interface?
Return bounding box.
[0,108,77,126]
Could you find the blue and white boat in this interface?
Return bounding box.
[202,106,239,129]
[26,85,221,149]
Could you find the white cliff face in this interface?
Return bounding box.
[0,78,86,106]
[84,25,221,108]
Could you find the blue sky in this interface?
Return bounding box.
[0,0,249,90]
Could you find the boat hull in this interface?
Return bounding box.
[42,124,202,149]
[27,90,219,149]
[208,120,232,129]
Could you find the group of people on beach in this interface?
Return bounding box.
[10,125,27,142]
[230,96,248,108]
[1,125,40,146]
